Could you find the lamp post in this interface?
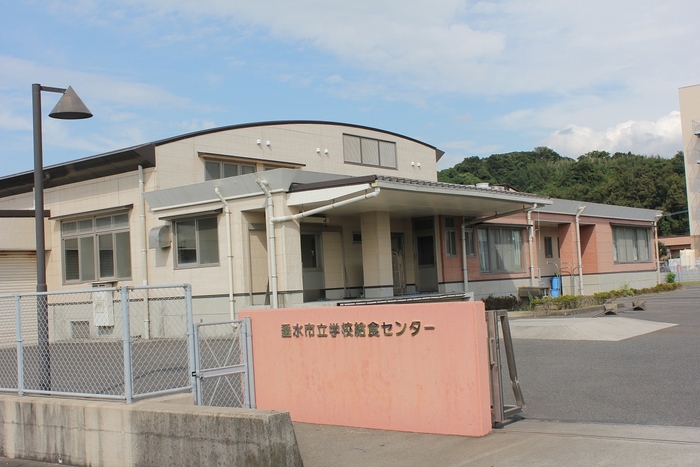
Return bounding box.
[33,84,92,391]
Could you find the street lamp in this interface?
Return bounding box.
[33,84,92,391]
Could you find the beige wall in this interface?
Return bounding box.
[679,85,700,258]
[153,123,439,190]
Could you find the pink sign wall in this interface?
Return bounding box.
[240,301,492,437]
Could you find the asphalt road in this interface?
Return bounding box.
[504,286,700,427]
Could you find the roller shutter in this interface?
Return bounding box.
[0,252,37,294]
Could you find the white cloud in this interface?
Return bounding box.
[0,55,199,110]
[542,111,681,158]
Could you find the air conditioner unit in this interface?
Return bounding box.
[92,282,115,326]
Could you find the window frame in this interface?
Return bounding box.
[203,159,256,181]
[342,134,398,169]
[612,225,651,264]
[544,236,554,258]
[477,226,525,273]
[444,217,458,257]
[174,216,220,269]
[61,212,132,284]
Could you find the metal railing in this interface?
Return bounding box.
[0,284,195,403]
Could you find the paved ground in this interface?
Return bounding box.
[294,420,700,467]
[3,286,700,466]
[505,286,700,427]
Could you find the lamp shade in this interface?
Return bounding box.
[48,86,93,120]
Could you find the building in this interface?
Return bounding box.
[0,121,661,319]
[679,85,700,261]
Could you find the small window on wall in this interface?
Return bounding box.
[444,217,457,257]
[204,160,256,181]
[175,217,219,267]
[464,228,475,256]
[544,237,554,258]
[612,226,651,263]
[343,134,397,169]
[62,213,131,283]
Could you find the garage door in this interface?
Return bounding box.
[0,252,37,295]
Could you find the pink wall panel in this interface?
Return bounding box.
[241,301,492,437]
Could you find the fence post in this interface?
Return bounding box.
[243,316,256,409]
[184,284,198,404]
[15,295,24,396]
[121,286,133,403]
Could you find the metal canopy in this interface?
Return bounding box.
[143,168,552,220]
[290,179,549,219]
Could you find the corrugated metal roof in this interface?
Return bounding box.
[143,169,552,214]
[536,198,662,222]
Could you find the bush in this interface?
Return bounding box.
[666,272,676,284]
[527,282,682,311]
[482,294,520,311]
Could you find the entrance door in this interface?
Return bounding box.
[413,218,438,292]
[301,233,325,302]
[391,233,406,295]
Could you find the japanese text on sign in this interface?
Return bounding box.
[281,321,435,338]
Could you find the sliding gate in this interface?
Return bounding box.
[487,310,525,426]
[193,318,256,408]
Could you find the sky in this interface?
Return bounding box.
[0,0,697,176]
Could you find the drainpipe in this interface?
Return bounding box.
[256,178,381,308]
[138,166,150,339]
[215,187,236,319]
[575,206,586,296]
[654,214,661,285]
[460,220,469,294]
[526,204,538,287]
[256,180,280,309]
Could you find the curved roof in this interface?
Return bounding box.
[0,121,443,199]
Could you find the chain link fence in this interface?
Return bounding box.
[663,260,700,283]
[194,319,255,408]
[0,285,195,402]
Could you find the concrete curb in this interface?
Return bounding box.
[508,304,605,319]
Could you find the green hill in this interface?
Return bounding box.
[437,148,688,236]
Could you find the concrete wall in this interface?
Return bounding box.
[0,395,303,467]
[240,301,492,437]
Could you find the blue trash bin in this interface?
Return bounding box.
[550,276,561,297]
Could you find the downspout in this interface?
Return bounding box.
[271,187,380,223]
[654,214,661,285]
[460,220,469,294]
[255,180,279,309]
[526,204,538,287]
[138,166,150,339]
[215,187,236,319]
[575,206,586,296]
[256,178,381,308]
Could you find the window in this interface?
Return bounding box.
[343,134,397,168]
[444,217,457,257]
[544,236,553,258]
[175,217,219,267]
[477,227,524,273]
[465,228,475,256]
[62,213,131,283]
[612,226,651,263]
[352,232,362,243]
[204,160,256,181]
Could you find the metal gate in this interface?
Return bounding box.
[486,310,525,426]
[193,317,256,408]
